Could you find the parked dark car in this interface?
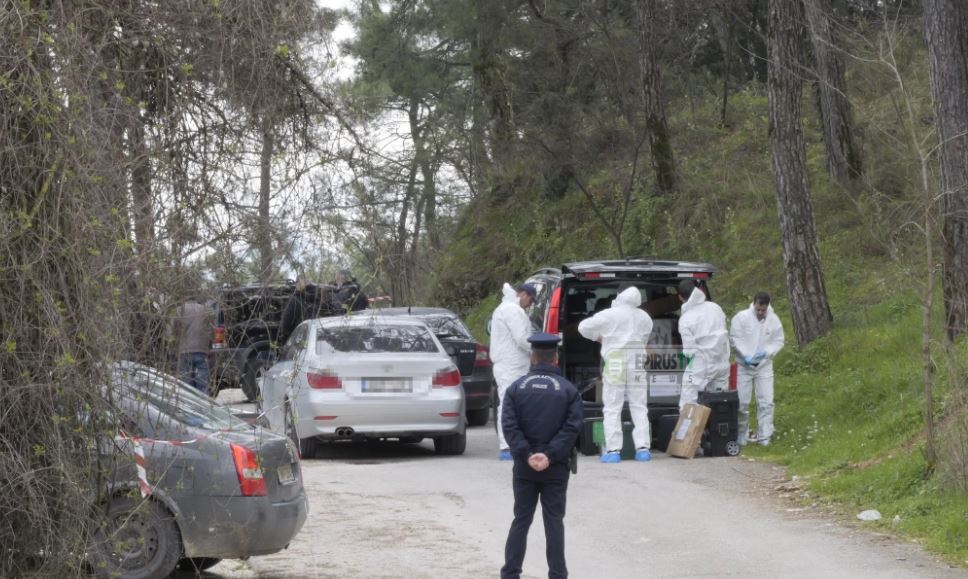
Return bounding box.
[91,362,307,578]
[210,283,338,401]
[354,307,495,426]
[520,259,718,452]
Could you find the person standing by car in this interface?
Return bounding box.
[677,279,730,409]
[176,296,213,395]
[501,333,582,579]
[577,286,654,463]
[491,282,536,460]
[730,292,785,446]
[280,275,316,345]
[334,269,369,313]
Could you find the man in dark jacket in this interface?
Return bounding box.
[501,333,583,579]
[334,269,368,313]
[280,276,315,344]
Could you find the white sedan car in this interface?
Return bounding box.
[260,316,466,457]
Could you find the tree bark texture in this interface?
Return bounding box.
[804,0,863,184]
[635,0,676,195]
[258,123,274,282]
[128,114,154,254]
[473,0,515,202]
[768,0,833,346]
[923,0,968,341]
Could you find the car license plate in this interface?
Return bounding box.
[277,463,296,485]
[361,378,413,393]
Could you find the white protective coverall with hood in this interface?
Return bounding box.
[678,287,731,409]
[578,287,654,453]
[730,303,785,444]
[490,283,533,451]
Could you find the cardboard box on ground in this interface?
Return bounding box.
[667,404,711,459]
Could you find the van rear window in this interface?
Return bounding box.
[564,283,681,320]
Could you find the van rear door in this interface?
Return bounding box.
[553,261,716,408]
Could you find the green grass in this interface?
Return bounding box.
[743,300,968,563]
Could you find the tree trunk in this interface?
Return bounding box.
[473,0,514,201]
[923,0,968,341]
[804,0,863,184]
[257,122,274,282]
[128,111,154,254]
[635,0,677,195]
[768,0,833,346]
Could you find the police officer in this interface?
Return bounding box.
[501,333,583,579]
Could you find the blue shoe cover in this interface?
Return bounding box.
[600,451,621,464]
[635,449,652,461]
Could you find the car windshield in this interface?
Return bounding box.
[420,315,472,339]
[316,324,439,354]
[116,367,248,431]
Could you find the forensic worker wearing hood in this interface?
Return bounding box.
[677,279,731,409]
[490,282,537,460]
[577,285,654,463]
[730,292,785,446]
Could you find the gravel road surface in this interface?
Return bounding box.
[196,391,964,578]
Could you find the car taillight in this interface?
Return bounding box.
[433,366,461,388]
[474,343,491,367]
[230,443,267,497]
[308,370,342,389]
[213,326,226,349]
[545,286,562,335]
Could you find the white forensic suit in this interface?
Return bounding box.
[678,287,731,409]
[578,287,654,453]
[730,303,785,444]
[489,283,533,451]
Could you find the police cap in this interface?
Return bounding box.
[527,332,561,350]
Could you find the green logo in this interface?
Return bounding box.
[603,350,626,383]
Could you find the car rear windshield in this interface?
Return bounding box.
[316,324,439,354]
[420,315,473,340]
[117,367,248,431]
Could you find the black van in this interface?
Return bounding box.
[210,283,338,400]
[521,259,718,452]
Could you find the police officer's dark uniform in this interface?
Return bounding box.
[501,333,583,579]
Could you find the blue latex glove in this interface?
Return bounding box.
[742,355,755,366]
[752,351,766,364]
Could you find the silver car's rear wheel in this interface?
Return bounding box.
[434,431,466,455]
[285,400,317,459]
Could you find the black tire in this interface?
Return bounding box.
[242,352,272,402]
[434,431,467,455]
[177,557,222,572]
[466,407,489,427]
[92,496,181,579]
[285,400,317,459]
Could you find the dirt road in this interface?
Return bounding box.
[201,399,964,578]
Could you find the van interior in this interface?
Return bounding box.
[558,279,708,405]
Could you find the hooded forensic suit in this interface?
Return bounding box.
[578,287,654,453]
[678,287,731,409]
[490,283,533,451]
[730,303,785,444]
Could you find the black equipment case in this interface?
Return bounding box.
[698,390,740,457]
